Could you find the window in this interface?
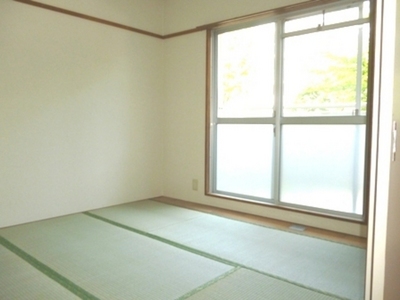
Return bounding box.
[207,0,371,220]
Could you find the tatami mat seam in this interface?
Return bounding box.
[0,235,99,300]
[84,212,347,300]
[177,266,241,300]
[83,212,237,266]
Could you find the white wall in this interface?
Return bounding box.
[383,0,400,297]
[33,0,164,34]
[163,0,367,236]
[364,0,399,298]
[0,0,164,228]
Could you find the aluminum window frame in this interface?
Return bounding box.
[207,0,372,222]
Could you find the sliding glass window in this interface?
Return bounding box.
[208,0,371,220]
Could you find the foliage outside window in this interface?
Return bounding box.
[208,0,371,220]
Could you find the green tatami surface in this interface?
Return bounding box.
[90,199,366,300]
[0,213,232,300]
[0,199,366,299]
[0,244,80,300]
[185,268,340,300]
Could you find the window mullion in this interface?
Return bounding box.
[273,20,284,206]
[210,31,219,193]
[355,5,365,115]
[282,18,369,38]
[216,118,275,124]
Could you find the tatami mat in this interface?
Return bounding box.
[90,200,202,232]
[185,268,340,300]
[0,245,79,300]
[0,199,366,299]
[89,199,366,300]
[0,214,233,300]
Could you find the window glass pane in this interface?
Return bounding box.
[285,14,323,33]
[360,28,369,116]
[285,4,366,34]
[217,23,275,118]
[280,125,365,214]
[216,125,274,199]
[362,1,370,18]
[282,24,369,116]
[324,7,360,26]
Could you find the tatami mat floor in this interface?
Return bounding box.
[155,197,367,248]
[0,197,366,300]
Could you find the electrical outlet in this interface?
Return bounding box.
[192,179,198,191]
